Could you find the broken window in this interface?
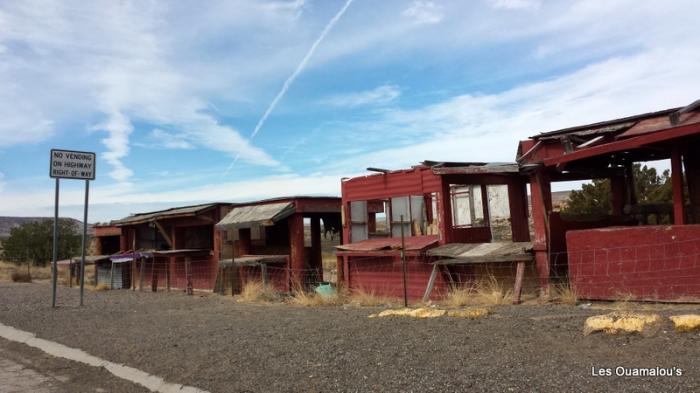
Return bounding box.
[487,185,512,241]
[350,194,440,241]
[368,199,390,237]
[451,185,486,228]
[350,200,368,242]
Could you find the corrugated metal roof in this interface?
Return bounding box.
[112,203,224,226]
[335,235,438,252]
[216,202,295,228]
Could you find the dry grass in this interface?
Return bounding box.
[442,275,512,307]
[345,287,396,307]
[0,261,52,283]
[551,283,578,305]
[287,285,396,307]
[238,280,280,303]
[93,282,111,291]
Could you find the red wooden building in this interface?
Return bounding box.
[518,99,700,301]
[337,162,534,302]
[111,203,231,292]
[215,196,341,293]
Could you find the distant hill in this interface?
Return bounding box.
[0,217,93,239]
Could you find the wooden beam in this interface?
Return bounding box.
[543,122,700,166]
[671,149,686,225]
[153,220,173,248]
[422,264,439,303]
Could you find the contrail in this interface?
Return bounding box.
[222,0,354,177]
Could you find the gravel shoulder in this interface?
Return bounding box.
[0,337,148,393]
[0,282,698,392]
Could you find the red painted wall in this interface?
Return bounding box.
[567,225,700,302]
[345,255,449,301]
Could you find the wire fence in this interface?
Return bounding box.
[57,233,700,304]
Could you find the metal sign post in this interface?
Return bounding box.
[400,215,408,308]
[49,149,96,308]
[51,178,60,308]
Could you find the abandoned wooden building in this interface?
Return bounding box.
[518,99,700,302]
[109,203,231,292]
[215,196,341,294]
[337,162,533,303]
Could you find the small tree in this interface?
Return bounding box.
[562,164,673,215]
[2,219,81,266]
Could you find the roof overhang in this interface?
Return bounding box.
[216,202,295,229]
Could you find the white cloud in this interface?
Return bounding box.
[0,172,346,222]
[322,85,401,107]
[0,1,288,182]
[402,1,444,25]
[488,0,541,10]
[322,46,700,173]
[148,129,194,149]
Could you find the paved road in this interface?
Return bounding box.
[0,338,147,393]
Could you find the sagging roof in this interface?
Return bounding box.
[520,99,700,167]
[335,235,439,253]
[423,161,519,175]
[427,242,533,264]
[219,255,287,267]
[112,203,225,226]
[108,249,210,262]
[216,202,295,229]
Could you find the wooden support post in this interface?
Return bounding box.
[336,255,344,287]
[671,149,686,225]
[439,181,453,243]
[480,184,490,227]
[311,216,322,282]
[230,235,238,296]
[507,179,531,242]
[422,264,439,303]
[288,213,305,288]
[166,258,172,292]
[684,149,700,224]
[110,260,115,290]
[69,260,73,288]
[139,257,145,291]
[261,263,268,289]
[610,175,626,216]
[151,257,157,292]
[512,261,525,305]
[343,255,350,288]
[131,258,136,291]
[185,257,193,295]
[530,173,552,298]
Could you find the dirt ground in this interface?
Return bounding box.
[0,282,698,393]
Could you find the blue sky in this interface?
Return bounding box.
[0,0,698,222]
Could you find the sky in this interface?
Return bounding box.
[0,0,698,223]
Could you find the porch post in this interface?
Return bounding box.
[671,148,686,225]
[310,216,322,282]
[530,173,552,297]
[288,213,305,287]
[684,149,700,224]
[507,179,530,242]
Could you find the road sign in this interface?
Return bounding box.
[49,148,96,308]
[49,149,96,180]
